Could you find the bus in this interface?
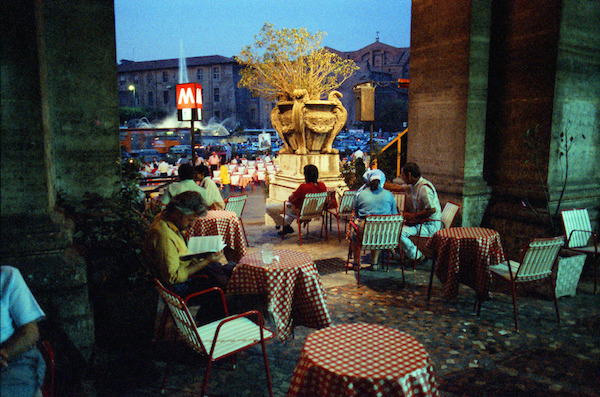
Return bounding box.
[120,128,189,153]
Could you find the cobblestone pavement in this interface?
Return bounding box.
[92,188,600,396]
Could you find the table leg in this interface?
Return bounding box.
[426,257,437,308]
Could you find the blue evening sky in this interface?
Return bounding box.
[114,0,412,62]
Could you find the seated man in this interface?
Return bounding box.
[144,191,234,322]
[195,164,225,210]
[353,169,398,265]
[265,164,327,235]
[385,162,442,261]
[160,163,207,205]
[1,266,46,397]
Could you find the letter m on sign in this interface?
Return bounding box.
[177,83,202,109]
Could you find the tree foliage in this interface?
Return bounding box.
[236,23,358,101]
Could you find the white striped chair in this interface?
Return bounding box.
[154,279,274,396]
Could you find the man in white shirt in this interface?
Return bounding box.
[161,163,207,205]
[387,162,442,261]
[195,164,225,210]
[207,152,220,174]
[1,266,46,397]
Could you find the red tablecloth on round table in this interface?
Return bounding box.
[226,250,331,340]
[189,210,247,262]
[426,227,505,300]
[287,323,439,397]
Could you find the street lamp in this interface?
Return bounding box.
[128,84,136,106]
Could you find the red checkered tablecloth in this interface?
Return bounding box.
[227,250,331,340]
[189,210,247,262]
[287,323,439,397]
[426,227,505,300]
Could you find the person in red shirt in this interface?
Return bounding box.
[266,164,327,235]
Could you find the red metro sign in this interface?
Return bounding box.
[177,83,203,109]
[176,83,202,121]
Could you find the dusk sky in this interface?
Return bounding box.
[114,0,412,62]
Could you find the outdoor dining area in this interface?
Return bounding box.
[84,185,600,397]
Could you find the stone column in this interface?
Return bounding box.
[409,0,493,227]
[1,0,121,360]
[410,0,600,257]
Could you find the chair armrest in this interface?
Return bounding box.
[567,229,597,247]
[184,286,228,316]
[348,220,359,233]
[416,218,444,236]
[209,310,272,356]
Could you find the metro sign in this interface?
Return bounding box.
[177,83,202,121]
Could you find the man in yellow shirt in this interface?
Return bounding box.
[144,191,234,322]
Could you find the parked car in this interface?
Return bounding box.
[138,149,161,163]
[165,145,192,164]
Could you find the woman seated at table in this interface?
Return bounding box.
[352,169,397,265]
[265,164,327,236]
[144,191,234,323]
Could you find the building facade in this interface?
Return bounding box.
[117,56,272,130]
[117,40,410,131]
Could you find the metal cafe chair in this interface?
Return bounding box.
[561,208,599,294]
[154,279,274,397]
[225,194,249,245]
[283,192,329,245]
[38,340,55,397]
[326,190,357,242]
[410,201,461,270]
[393,192,406,214]
[346,214,405,285]
[484,236,564,331]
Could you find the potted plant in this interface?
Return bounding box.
[237,23,358,155]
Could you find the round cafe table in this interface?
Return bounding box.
[426,227,505,300]
[226,250,331,341]
[189,210,247,262]
[287,323,439,397]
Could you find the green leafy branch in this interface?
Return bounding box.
[236,23,358,101]
[522,123,586,233]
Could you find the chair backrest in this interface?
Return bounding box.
[338,190,357,216]
[393,193,406,213]
[230,174,241,185]
[515,236,564,281]
[225,194,247,218]
[299,192,328,220]
[561,208,593,248]
[155,280,207,354]
[440,201,461,229]
[361,214,404,250]
[38,340,55,397]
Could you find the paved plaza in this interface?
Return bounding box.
[91,187,600,396]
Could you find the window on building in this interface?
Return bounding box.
[119,75,125,87]
[134,74,139,83]
[148,92,154,106]
[214,87,220,102]
[162,71,168,82]
[197,68,203,81]
[147,73,152,83]
[212,66,220,80]
[250,107,256,120]
[163,90,169,104]
[214,110,221,119]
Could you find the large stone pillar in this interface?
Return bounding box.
[410,0,600,256]
[482,0,600,254]
[409,0,493,227]
[1,0,121,361]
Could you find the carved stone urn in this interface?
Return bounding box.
[271,90,347,155]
